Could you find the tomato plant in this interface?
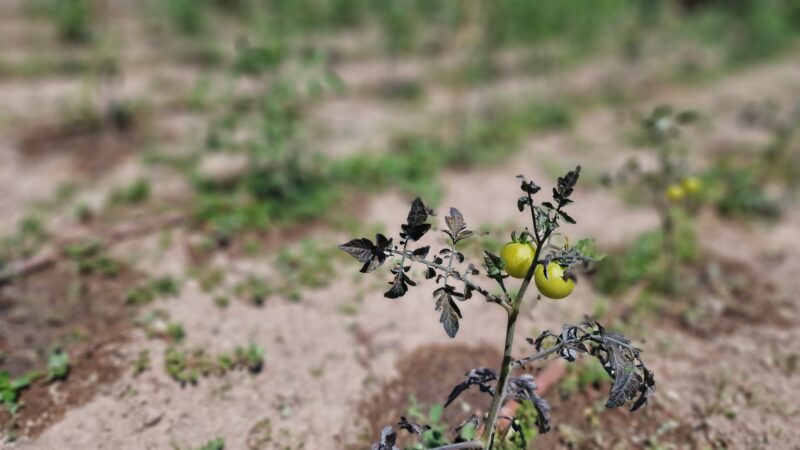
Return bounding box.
[606,105,703,294]
[341,167,655,449]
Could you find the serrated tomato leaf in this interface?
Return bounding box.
[434,286,462,338]
[339,233,392,273]
[401,198,431,241]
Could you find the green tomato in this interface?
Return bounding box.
[534,262,575,299]
[500,241,536,279]
[682,176,702,195]
[665,184,685,202]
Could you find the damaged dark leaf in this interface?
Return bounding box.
[434,286,462,338]
[401,198,432,241]
[444,367,497,407]
[371,426,399,450]
[398,416,431,435]
[338,233,392,273]
[444,208,473,244]
[385,267,416,299]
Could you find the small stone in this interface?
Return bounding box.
[142,409,163,429]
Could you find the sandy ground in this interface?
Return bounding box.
[1,3,800,449]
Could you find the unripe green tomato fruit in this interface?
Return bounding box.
[534,262,575,299]
[682,177,702,195]
[500,242,536,279]
[665,184,685,202]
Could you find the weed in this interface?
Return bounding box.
[194,437,224,450]
[108,178,151,206]
[275,239,339,291]
[166,323,186,343]
[559,360,610,399]
[162,0,207,35]
[165,343,264,386]
[0,215,48,262]
[64,241,121,277]
[0,371,39,415]
[46,348,70,382]
[233,275,271,306]
[132,350,151,376]
[125,276,181,305]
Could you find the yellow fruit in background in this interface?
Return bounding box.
[665,184,685,202]
[534,262,575,299]
[500,242,536,279]
[682,176,701,195]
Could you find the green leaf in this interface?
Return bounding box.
[428,404,443,423]
[573,238,606,261]
[47,349,70,382]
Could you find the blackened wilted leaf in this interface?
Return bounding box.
[425,267,436,279]
[525,321,655,413]
[444,208,472,244]
[338,238,374,262]
[517,175,541,195]
[630,366,656,412]
[401,198,431,241]
[558,210,576,224]
[444,367,497,407]
[371,426,399,450]
[385,269,414,299]
[604,351,641,409]
[553,165,581,208]
[434,287,461,338]
[530,394,552,433]
[507,375,551,433]
[517,196,532,212]
[412,246,430,257]
[339,234,392,273]
[398,417,430,435]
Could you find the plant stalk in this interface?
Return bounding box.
[480,226,549,447]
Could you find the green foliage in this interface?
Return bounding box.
[30,0,93,43]
[162,0,208,35]
[705,164,782,220]
[132,350,151,375]
[233,275,271,306]
[46,349,70,382]
[559,359,609,399]
[125,276,181,305]
[194,437,224,450]
[64,241,121,276]
[0,215,48,262]
[108,178,151,206]
[166,323,186,343]
[0,371,39,415]
[496,399,541,450]
[405,399,449,449]
[165,343,264,386]
[592,220,697,297]
[685,0,800,64]
[276,239,342,292]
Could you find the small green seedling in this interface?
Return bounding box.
[0,371,39,415]
[46,348,70,382]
